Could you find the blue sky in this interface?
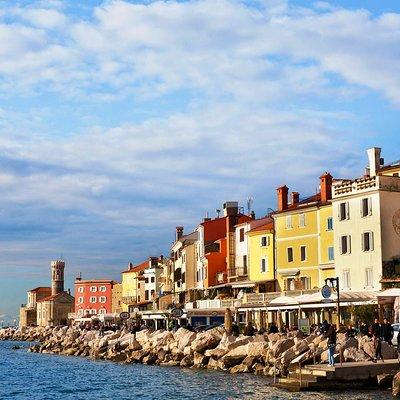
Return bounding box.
[0,0,399,323]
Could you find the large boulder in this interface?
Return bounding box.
[271,338,294,357]
[393,371,400,397]
[230,364,249,374]
[382,342,398,359]
[180,355,194,368]
[174,328,197,350]
[191,327,223,353]
[204,348,228,359]
[221,344,249,367]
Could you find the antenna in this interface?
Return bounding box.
[247,196,253,215]
[216,209,221,218]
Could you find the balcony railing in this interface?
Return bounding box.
[185,298,241,310]
[228,267,248,277]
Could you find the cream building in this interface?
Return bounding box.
[232,221,250,280]
[332,147,400,292]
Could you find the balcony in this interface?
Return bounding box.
[185,298,241,310]
[228,267,248,278]
[243,289,319,305]
[122,296,137,305]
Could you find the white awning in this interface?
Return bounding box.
[377,288,400,298]
[269,295,299,306]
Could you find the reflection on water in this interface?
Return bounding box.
[0,341,393,400]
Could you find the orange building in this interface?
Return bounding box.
[196,202,253,289]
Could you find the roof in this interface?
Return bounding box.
[75,279,115,284]
[29,287,51,293]
[37,291,74,303]
[122,260,148,274]
[248,216,274,233]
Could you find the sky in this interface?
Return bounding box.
[0,0,400,324]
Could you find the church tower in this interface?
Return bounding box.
[51,260,65,296]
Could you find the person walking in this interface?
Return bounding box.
[324,323,337,367]
[371,318,384,362]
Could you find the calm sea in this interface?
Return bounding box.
[0,341,394,400]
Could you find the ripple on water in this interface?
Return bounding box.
[0,341,393,400]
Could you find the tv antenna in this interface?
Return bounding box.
[246,196,253,215]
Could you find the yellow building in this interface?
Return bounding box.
[273,173,335,292]
[121,261,148,312]
[247,217,276,292]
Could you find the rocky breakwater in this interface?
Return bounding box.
[0,326,398,380]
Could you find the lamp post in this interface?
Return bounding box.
[325,277,340,325]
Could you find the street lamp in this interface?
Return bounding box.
[325,277,341,325]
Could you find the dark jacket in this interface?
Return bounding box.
[371,322,381,338]
[381,322,393,341]
[324,325,337,345]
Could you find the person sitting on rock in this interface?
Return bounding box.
[231,321,240,337]
[244,321,255,336]
[268,322,278,334]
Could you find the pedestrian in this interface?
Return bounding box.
[359,321,369,336]
[231,321,240,337]
[345,324,356,339]
[324,323,337,367]
[381,318,393,345]
[268,322,278,334]
[373,329,384,362]
[370,317,381,338]
[244,321,255,336]
[321,320,329,335]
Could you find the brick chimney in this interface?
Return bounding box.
[320,172,333,203]
[291,192,299,206]
[176,226,184,241]
[277,185,289,211]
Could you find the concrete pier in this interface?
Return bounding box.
[275,360,400,391]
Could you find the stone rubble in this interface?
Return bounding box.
[0,326,398,380]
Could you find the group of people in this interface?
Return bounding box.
[319,317,395,366]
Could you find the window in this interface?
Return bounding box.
[78,297,84,304]
[91,309,96,315]
[365,268,373,288]
[340,235,351,254]
[151,277,155,283]
[343,269,351,290]
[78,287,84,293]
[300,246,307,261]
[261,257,268,273]
[286,215,293,229]
[90,296,96,303]
[239,228,245,242]
[327,217,333,231]
[145,277,149,284]
[151,289,155,298]
[99,286,106,292]
[138,283,141,289]
[299,213,306,227]
[287,247,293,262]
[362,231,374,252]
[300,276,311,290]
[145,291,149,301]
[99,309,106,314]
[339,202,349,221]
[328,246,334,261]
[285,278,295,291]
[260,236,269,247]
[361,198,372,217]
[99,296,106,303]
[90,286,97,292]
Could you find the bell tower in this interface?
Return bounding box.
[51,260,65,296]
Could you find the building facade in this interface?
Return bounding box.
[74,279,115,317]
[36,260,74,327]
[332,147,400,292]
[19,287,51,327]
[273,173,336,292]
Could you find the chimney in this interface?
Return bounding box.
[250,211,256,219]
[223,201,239,216]
[367,147,382,177]
[277,185,288,211]
[320,172,333,203]
[291,192,299,206]
[128,262,133,270]
[176,226,184,241]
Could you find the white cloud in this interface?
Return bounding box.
[0,1,398,104]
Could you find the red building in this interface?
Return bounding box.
[74,279,116,317]
[198,202,253,288]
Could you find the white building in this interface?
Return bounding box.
[231,221,251,280]
[332,147,400,292]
